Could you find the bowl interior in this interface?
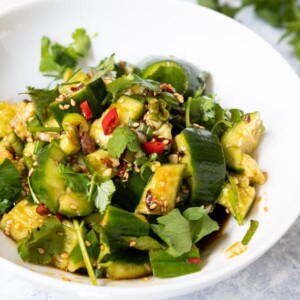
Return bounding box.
[1,0,300,298]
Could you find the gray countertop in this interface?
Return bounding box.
[0,1,299,299]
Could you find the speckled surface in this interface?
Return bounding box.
[0,1,299,299]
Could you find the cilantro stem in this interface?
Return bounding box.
[73,219,97,285]
[27,126,63,133]
[241,220,259,246]
[227,173,243,226]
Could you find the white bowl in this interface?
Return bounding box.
[1,0,300,299]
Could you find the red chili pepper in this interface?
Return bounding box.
[102,107,119,135]
[36,203,49,215]
[80,100,93,120]
[144,141,165,155]
[186,257,201,264]
[55,213,63,223]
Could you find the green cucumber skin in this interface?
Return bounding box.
[138,56,206,97]
[105,206,149,238]
[30,143,66,212]
[181,128,226,205]
[149,245,200,278]
[50,78,106,124]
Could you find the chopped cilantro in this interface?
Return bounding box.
[0,159,22,215]
[107,126,142,158]
[17,217,65,265]
[151,209,192,257]
[23,85,59,124]
[58,164,89,194]
[39,28,91,79]
[183,206,219,243]
[106,73,160,100]
[92,180,116,214]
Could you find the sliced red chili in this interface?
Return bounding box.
[102,107,119,135]
[55,213,63,223]
[144,141,165,155]
[80,100,93,120]
[36,203,49,215]
[186,257,201,264]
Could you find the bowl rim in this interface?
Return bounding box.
[0,0,300,298]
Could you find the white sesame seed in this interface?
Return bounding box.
[70,205,77,210]
[57,231,64,236]
[163,200,168,207]
[59,104,65,110]
[118,98,125,104]
[6,219,13,225]
[132,122,140,128]
[70,99,76,106]
[33,161,38,166]
[23,200,29,206]
[64,104,70,110]
[103,168,112,177]
[85,240,91,247]
[129,241,137,247]
[176,196,181,203]
[26,137,33,143]
[37,247,45,254]
[28,168,34,177]
[60,252,69,259]
[149,203,157,210]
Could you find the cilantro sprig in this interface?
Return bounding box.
[17,217,65,264]
[198,0,300,60]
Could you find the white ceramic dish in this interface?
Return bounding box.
[1,0,300,299]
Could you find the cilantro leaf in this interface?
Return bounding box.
[107,126,142,158]
[58,164,90,194]
[0,159,22,215]
[183,207,219,243]
[106,73,160,99]
[17,217,65,265]
[39,28,91,79]
[0,199,11,215]
[151,209,192,257]
[23,85,59,124]
[93,180,116,214]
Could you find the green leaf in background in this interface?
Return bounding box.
[198,0,300,61]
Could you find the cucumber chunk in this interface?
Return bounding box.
[29,142,94,217]
[175,128,226,205]
[221,112,266,184]
[0,200,47,242]
[135,163,185,215]
[106,250,151,279]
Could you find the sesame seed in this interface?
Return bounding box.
[132,122,140,128]
[24,152,32,157]
[176,196,181,203]
[57,231,64,236]
[163,200,168,207]
[149,203,157,210]
[39,219,44,223]
[168,154,179,163]
[100,244,105,251]
[37,247,45,254]
[33,161,38,166]
[23,200,29,206]
[180,146,186,152]
[59,104,64,110]
[182,188,189,194]
[6,219,13,225]
[70,99,76,106]
[85,240,91,247]
[103,168,113,177]
[26,137,33,143]
[64,104,70,110]
[118,98,125,104]
[110,158,120,167]
[60,252,69,259]
[129,241,137,247]
[70,205,77,210]
[28,168,34,177]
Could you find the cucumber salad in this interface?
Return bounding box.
[0,29,266,283]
